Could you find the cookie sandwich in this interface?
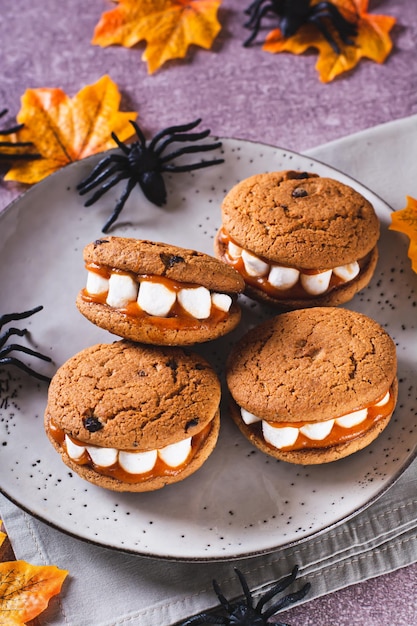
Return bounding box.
[226,307,397,465]
[215,170,380,310]
[77,237,245,345]
[45,341,221,491]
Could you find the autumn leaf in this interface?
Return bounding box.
[0,560,68,625]
[4,75,137,184]
[0,522,5,549]
[93,0,222,74]
[389,196,417,273]
[263,0,396,82]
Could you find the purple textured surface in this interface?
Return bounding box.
[1,1,416,624]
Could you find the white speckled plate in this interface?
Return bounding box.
[0,138,416,561]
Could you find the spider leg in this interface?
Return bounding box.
[234,568,255,608]
[129,120,148,149]
[0,328,27,349]
[314,2,358,42]
[179,613,227,625]
[263,582,311,621]
[212,578,234,614]
[159,142,223,165]
[0,306,44,330]
[101,178,137,233]
[0,357,51,382]
[0,109,24,135]
[309,14,341,54]
[148,119,202,152]
[77,155,127,192]
[0,344,52,362]
[111,130,132,155]
[77,161,126,195]
[243,3,278,46]
[255,566,299,612]
[82,171,130,207]
[154,129,211,157]
[162,158,224,173]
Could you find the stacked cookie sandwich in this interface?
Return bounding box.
[45,237,244,491]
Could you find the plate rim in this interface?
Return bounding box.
[0,136,415,562]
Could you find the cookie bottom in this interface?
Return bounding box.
[228,392,396,465]
[214,235,378,311]
[76,294,242,345]
[46,411,220,492]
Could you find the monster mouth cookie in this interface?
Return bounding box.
[76,237,245,345]
[45,341,221,491]
[214,170,380,310]
[226,307,397,465]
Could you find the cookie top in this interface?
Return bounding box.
[226,307,397,423]
[221,171,380,268]
[46,341,221,450]
[84,237,245,293]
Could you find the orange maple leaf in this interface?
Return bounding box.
[4,75,137,184]
[92,0,222,74]
[263,0,396,82]
[389,196,417,273]
[0,560,68,625]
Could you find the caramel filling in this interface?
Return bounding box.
[240,388,395,452]
[48,419,212,483]
[218,228,370,300]
[81,263,233,331]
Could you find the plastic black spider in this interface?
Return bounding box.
[77,118,224,233]
[179,565,311,625]
[0,306,52,382]
[0,108,39,161]
[243,0,358,53]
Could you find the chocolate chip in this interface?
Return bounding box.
[294,171,310,179]
[83,416,103,432]
[160,253,185,268]
[93,239,110,247]
[292,187,308,198]
[185,418,199,432]
[166,359,178,371]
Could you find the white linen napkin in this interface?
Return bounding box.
[1,115,417,626]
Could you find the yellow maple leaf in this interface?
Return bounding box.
[5,75,137,184]
[389,196,417,273]
[0,521,5,549]
[263,0,396,82]
[92,0,222,74]
[0,560,68,625]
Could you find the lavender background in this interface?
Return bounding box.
[1,0,416,623]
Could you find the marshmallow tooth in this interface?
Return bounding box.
[262,421,299,449]
[119,449,158,474]
[138,280,176,317]
[211,292,232,312]
[106,274,138,308]
[158,438,192,467]
[333,262,360,282]
[241,250,269,277]
[268,266,300,290]
[300,270,332,295]
[86,271,109,295]
[86,445,118,467]
[65,435,85,460]
[178,286,212,319]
